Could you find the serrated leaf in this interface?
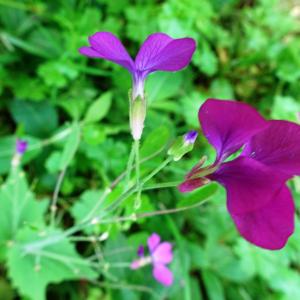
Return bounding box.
[8,228,97,300]
[0,167,48,255]
[59,122,81,170]
[84,92,112,124]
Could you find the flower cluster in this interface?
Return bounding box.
[179,99,300,250]
[131,233,173,286]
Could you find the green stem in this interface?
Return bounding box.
[134,139,141,209]
[125,142,136,185]
[141,156,172,185]
[142,181,181,191]
[23,158,174,252]
[50,167,67,227]
[82,188,111,223]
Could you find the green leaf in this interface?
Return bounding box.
[0,167,47,255]
[140,126,170,159]
[271,95,300,123]
[9,100,58,137]
[177,183,218,208]
[70,188,122,228]
[59,122,81,170]
[146,72,183,104]
[209,78,234,99]
[84,92,112,124]
[202,270,225,300]
[7,228,97,300]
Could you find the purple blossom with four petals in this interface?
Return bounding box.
[79,32,196,140]
[179,99,300,250]
[131,233,173,286]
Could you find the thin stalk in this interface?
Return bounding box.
[134,139,141,209]
[50,167,67,227]
[125,141,136,185]
[95,197,210,225]
[82,188,111,223]
[89,279,159,299]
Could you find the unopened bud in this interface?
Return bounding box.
[16,139,28,155]
[168,130,198,161]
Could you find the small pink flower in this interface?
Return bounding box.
[131,233,173,286]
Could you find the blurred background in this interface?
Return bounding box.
[0,0,300,299]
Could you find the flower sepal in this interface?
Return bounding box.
[129,93,146,140]
[168,131,198,161]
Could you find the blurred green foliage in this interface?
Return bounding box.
[0,0,300,299]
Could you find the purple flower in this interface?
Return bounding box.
[131,233,173,286]
[79,32,196,140]
[16,139,28,155]
[79,32,196,100]
[179,99,300,250]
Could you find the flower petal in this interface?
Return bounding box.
[152,264,173,286]
[210,156,289,214]
[135,33,196,73]
[199,99,267,161]
[79,32,135,72]
[230,185,295,250]
[147,233,161,253]
[152,242,173,264]
[130,260,141,270]
[243,120,300,177]
[79,46,103,58]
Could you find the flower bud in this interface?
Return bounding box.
[16,139,28,155]
[168,130,198,161]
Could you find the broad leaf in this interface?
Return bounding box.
[0,166,47,257]
[59,122,81,170]
[7,228,98,300]
[84,92,112,124]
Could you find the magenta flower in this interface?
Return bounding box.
[79,32,196,100]
[179,99,300,250]
[16,139,28,155]
[79,32,196,140]
[131,233,173,286]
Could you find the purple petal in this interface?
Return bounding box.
[152,263,173,286]
[210,156,289,214]
[79,46,103,58]
[243,120,300,177]
[135,33,196,74]
[230,185,294,250]
[147,233,161,253]
[152,242,173,264]
[199,99,267,162]
[79,32,135,72]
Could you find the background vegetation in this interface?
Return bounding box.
[0,0,300,299]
